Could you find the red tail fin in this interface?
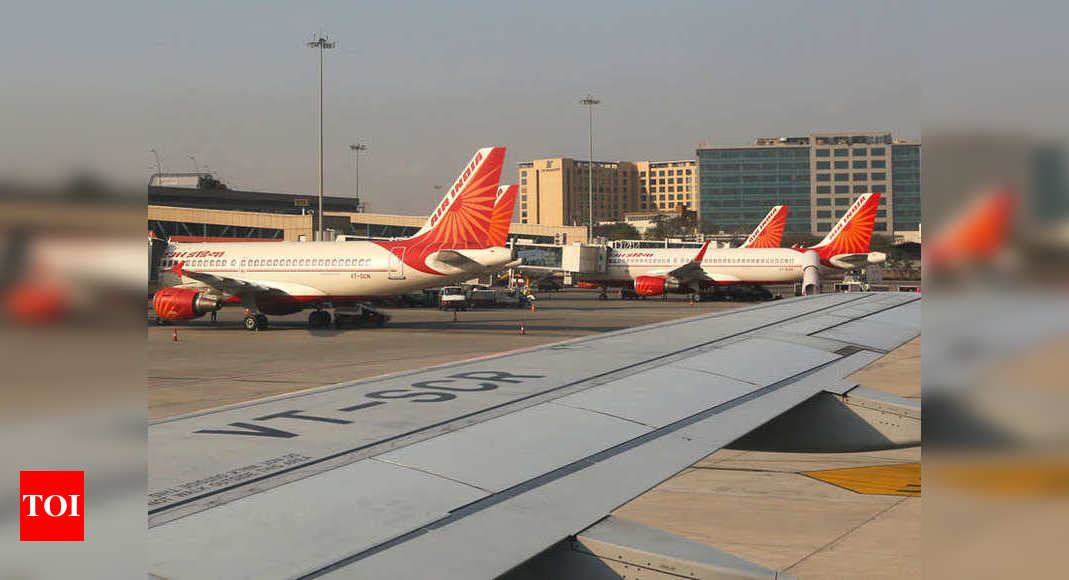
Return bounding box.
[739,205,788,248]
[488,185,518,247]
[409,147,506,248]
[927,187,1015,270]
[808,193,881,260]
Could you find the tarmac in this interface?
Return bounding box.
[148,289,920,578]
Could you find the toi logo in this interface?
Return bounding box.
[19,471,84,541]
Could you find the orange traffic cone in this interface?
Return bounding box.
[529,301,536,312]
[172,328,179,342]
[520,321,526,335]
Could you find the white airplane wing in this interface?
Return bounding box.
[647,240,715,283]
[168,262,324,301]
[149,292,920,578]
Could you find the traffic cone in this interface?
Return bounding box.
[172,328,178,342]
[520,320,526,335]
[529,301,536,312]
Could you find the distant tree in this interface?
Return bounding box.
[198,175,229,190]
[699,219,721,234]
[782,232,822,248]
[869,234,894,255]
[644,215,689,240]
[593,222,640,240]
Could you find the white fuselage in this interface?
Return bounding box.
[586,247,809,285]
[158,241,512,302]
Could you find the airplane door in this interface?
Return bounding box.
[389,247,406,280]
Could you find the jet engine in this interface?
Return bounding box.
[153,287,221,321]
[801,250,821,296]
[634,276,682,297]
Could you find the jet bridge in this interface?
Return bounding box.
[514,243,607,275]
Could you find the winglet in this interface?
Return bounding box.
[693,240,712,263]
[169,260,186,277]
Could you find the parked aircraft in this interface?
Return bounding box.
[583,193,884,300]
[151,148,512,330]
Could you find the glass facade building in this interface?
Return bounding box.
[696,146,812,234]
[698,133,921,239]
[891,144,921,232]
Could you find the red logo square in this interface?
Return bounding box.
[19,471,84,541]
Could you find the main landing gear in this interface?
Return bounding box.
[307,305,390,330]
[598,287,608,300]
[308,310,332,329]
[243,313,269,331]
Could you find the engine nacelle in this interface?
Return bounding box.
[801,250,821,296]
[153,288,221,321]
[634,276,682,297]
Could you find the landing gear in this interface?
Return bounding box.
[691,292,703,303]
[308,310,332,329]
[332,312,363,329]
[598,289,608,300]
[325,305,391,330]
[244,313,268,331]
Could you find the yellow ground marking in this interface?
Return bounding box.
[802,463,921,496]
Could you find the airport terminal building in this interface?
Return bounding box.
[148,180,585,244]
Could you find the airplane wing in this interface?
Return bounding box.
[167,261,279,299]
[149,292,920,579]
[647,240,714,282]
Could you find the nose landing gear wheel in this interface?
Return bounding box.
[691,292,703,303]
[244,314,269,331]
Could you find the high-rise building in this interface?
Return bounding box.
[518,158,639,226]
[696,132,921,240]
[517,158,700,226]
[635,160,697,211]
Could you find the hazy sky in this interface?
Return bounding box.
[1,1,1065,214]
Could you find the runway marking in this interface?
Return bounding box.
[802,462,921,496]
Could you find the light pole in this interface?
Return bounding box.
[579,95,600,243]
[307,34,336,240]
[150,148,163,183]
[350,143,367,211]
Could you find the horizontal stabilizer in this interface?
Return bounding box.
[828,251,886,270]
[432,250,480,267]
